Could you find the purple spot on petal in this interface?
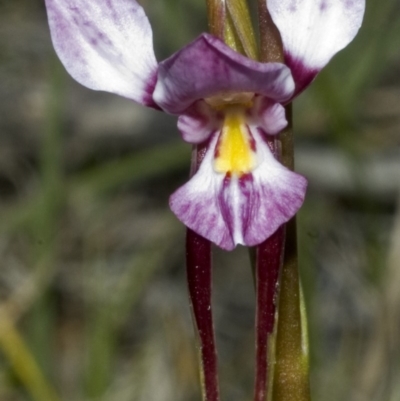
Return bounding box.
[288,0,297,12]
[245,125,257,152]
[319,0,328,12]
[239,173,253,184]
[345,0,356,8]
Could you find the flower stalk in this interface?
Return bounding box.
[186,228,219,401]
[225,0,258,59]
[252,4,298,401]
[206,0,226,39]
[254,226,285,401]
[257,0,284,64]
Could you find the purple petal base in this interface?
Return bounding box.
[284,54,319,99]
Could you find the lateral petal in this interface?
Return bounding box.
[268,0,365,96]
[45,0,158,106]
[251,97,287,135]
[154,34,295,114]
[177,101,221,144]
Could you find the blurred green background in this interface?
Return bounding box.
[0,0,399,400]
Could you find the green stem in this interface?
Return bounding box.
[257,0,283,63]
[225,0,258,59]
[206,0,226,38]
[272,220,311,401]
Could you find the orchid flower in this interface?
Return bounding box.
[44,1,365,401]
[44,0,364,251]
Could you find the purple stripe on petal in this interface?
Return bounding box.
[241,129,307,246]
[45,0,158,106]
[215,127,306,247]
[170,134,236,251]
[218,173,245,246]
[154,34,295,114]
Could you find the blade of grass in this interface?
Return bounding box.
[0,141,190,234]
[26,57,66,384]
[0,310,62,401]
[225,0,258,59]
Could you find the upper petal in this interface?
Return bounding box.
[45,0,159,107]
[153,34,295,114]
[268,0,365,96]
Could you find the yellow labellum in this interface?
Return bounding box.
[214,108,256,174]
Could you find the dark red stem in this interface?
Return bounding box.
[186,229,219,401]
[254,226,285,401]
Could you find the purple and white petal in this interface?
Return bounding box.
[170,134,236,250]
[268,0,365,96]
[250,97,287,135]
[170,126,307,250]
[45,0,158,106]
[240,128,307,245]
[153,34,295,114]
[177,101,221,144]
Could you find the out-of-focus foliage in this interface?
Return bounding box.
[0,0,399,401]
